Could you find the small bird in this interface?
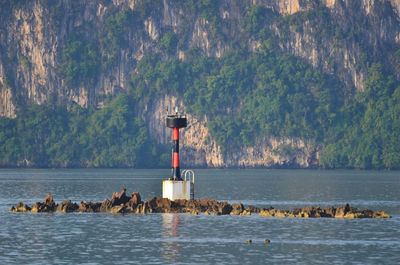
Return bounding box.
[264,239,271,244]
[245,239,252,244]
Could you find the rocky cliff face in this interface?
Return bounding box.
[0,0,399,167]
[147,95,224,167]
[147,95,318,168]
[272,0,400,91]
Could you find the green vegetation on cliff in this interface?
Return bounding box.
[0,94,167,168]
[320,65,400,169]
[129,50,400,169]
[130,47,342,151]
[2,50,398,168]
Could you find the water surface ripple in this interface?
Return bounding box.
[0,169,399,264]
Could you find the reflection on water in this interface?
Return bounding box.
[0,169,399,264]
[162,214,181,263]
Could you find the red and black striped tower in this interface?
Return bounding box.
[166,108,187,180]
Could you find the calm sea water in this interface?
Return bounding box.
[0,169,399,264]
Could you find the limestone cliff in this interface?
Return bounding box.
[271,0,400,91]
[146,95,318,168]
[1,0,399,117]
[147,95,224,167]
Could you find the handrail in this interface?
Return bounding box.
[182,169,195,200]
[182,169,195,183]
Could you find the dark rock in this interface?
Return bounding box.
[45,193,54,205]
[100,199,112,212]
[56,200,78,213]
[343,212,357,219]
[299,206,320,218]
[130,192,142,205]
[273,209,288,218]
[31,202,40,213]
[259,208,272,217]
[198,199,218,209]
[372,210,390,218]
[125,192,142,212]
[292,208,302,217]
[31,194,57,213]
[78,201,101,212]
[31,202,42,213]
[110,204,127,214]
[135,204,143,214]
[335,204,352,218]
[246,205,260,214]
[219,202,233,215]
[10,202,31,212]
[142,201,151,214]
[191,209,200,215]
[173,199,193,210]
[321,207,336,218]
[31,202,55,213]
[31,193,57,212]
[148,197,172,213]
[209,206,220,214]
[344,203,351,213]
[241,209,252,216]
[335,206,346,218]
[358,209,374,218]
[230,203,245,215]
[111,187,130,206]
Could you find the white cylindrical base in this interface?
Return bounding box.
[162,180,191,201]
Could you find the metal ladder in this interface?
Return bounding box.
[182,169,195,200]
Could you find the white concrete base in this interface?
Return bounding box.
[162,180,192,201]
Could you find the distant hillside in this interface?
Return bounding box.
[0,0,399,169]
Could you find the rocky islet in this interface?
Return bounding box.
[9,188,391,219]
